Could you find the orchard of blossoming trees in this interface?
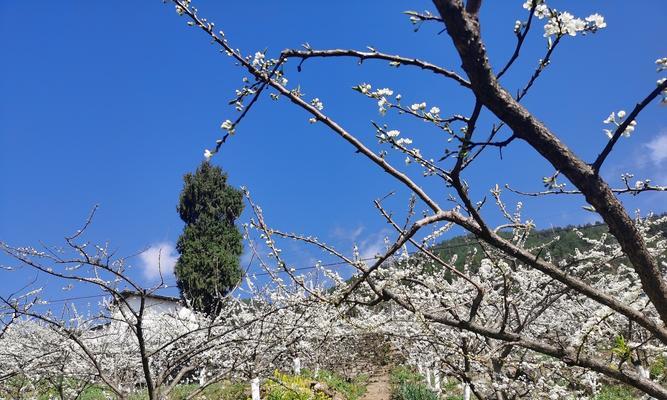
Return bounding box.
[1,0,667,399]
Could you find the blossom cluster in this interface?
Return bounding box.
[602,109,637,138]
[658,57,667,104]
[523,1,606,37]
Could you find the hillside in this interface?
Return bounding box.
[430,214,667,273]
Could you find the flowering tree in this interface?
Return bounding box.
[354,215,667,399]
[164,0,667,398]
[2,1,665,398]
[0,209,369,400]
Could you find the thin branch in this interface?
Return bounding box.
[281,48,470,88]
[496,2,536,79]
[506,183,667,197]
[173,0,444,214]
[592,79,667,173]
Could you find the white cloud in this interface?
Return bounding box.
[646,133,667,166]
[240,248,254,268]
[329,225,393,267]
[139,242,178,280]
[331,225,365,242]
[357,229,391,262]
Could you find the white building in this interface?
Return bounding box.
[114,290,183,317]
[100,290,197,329]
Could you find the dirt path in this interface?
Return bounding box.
[360,369,391,400]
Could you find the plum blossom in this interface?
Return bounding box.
[251,51,265,67]
[603,110,636,138]
[377,97,388,115]
[523,1,549,19]
[534,4,549,19]
[410,102,426,112]
[657,57,667,72]
[310,98,324,111]
[354,83,372,94]
[220,119,235,135]
[657,58,667,103]
[543,9,606,37]
[375,88,393,97]
[585,14,607,31]
[522,0,543,9]
[544,12,585,37]
[204,149,212,160]
[603,112,616,124]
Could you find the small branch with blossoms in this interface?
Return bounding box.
[505,179,667,197]
[592,77,667,173]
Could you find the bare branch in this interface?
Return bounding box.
[281,48,470,88]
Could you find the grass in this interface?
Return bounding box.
[0,379,247,400]
[264,370,330,400]
[302,369,368,400]
[2,368,366,400]
[389,366,438,400]
[389,366,464,400]
[166,381,247,400]
[593,385,637,400]
[389,366,422,387]
[79,386,116,400]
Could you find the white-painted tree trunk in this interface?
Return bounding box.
[463,383,471,400]
[425,367,432,389]
[293,357,301,375]
[637,365,654,399]
[251,377,261,400]
[433,369,441,393]
[198,366,206,386]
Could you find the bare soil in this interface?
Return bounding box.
[360,369,391,400]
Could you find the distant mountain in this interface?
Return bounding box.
[430,213,667,274]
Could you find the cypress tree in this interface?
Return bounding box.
[175,161,244,317]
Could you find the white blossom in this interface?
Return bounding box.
[410,102,426,112]
[251,51,265,67]
[585,13,606,30]
[221,119,234,131]
[310,98,324,111]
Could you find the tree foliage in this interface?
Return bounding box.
[175,161,244,316]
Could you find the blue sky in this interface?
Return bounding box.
[1,1,666,304]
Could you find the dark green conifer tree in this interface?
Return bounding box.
[175,161,244,317]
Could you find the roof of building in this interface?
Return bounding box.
[117,289,181,303]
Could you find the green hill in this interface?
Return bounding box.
[429,214,667,274]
